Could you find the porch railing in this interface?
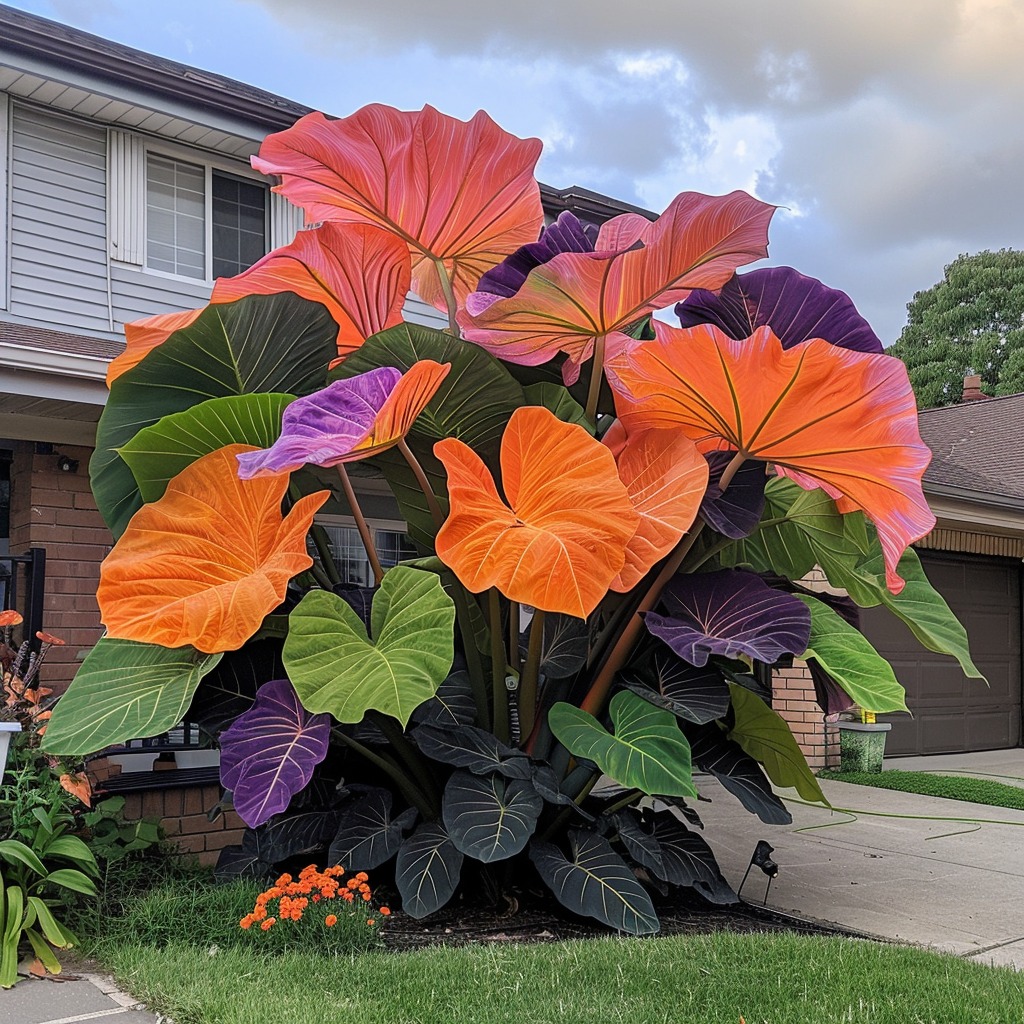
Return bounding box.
[0,547,46,651]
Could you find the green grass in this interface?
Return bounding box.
[96,933,1024,1024]
[819,769,1024,810]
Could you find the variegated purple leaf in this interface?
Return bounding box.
[643,569,810,668]
[469,212,598,313]
[809,658,857,717]
[699,453,766,540]
[236,367,401,477]
[220,678,331,828]
[675,267,883,353]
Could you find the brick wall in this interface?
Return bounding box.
[9,443,108,692]
[773,661,839,770]
[118,782,246,868]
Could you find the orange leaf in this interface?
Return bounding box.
[460,190,775,377]
[607,324,934,592]
[603,424,709,592]
[107,308,203,385]
[434,407,639,618]
[252,105,544,309]
[98,445,329,652]
[0,610,23,627]
[59,771,92,807]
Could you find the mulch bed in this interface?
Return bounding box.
[379,887,850,951]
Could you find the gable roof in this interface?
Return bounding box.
[919,392,1024,504]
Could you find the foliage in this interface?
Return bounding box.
[80,796,164,865]
[95,934,1024,1024]
[43,102,977,935]
[888,249,1024,406]
[0,802,98,987]
[819,770,1024,810]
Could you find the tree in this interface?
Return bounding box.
[888,249,1024,407]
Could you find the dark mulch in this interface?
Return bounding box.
[379,886,851,951]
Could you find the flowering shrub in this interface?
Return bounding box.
[240,865,389,940]
[42,102,981,934]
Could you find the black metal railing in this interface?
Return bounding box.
[0,547,46,651]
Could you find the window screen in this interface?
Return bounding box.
[146,155,205,279]
[212,172,267,279]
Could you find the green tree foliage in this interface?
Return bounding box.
[889,249,1024,407]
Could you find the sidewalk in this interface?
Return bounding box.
[698,748,1024,968]
[0,969,160,1024]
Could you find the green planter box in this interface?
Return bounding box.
[836,721,891,773]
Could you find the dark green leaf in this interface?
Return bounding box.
[329,788,418,871]
[411,670,478,728]
[442,770,542,862]
[520,612,591,680]
[647,810,737,904]
[410,723,532,780]
[395,821,463,918]
[620,647,730,725]
[522,383,594,434]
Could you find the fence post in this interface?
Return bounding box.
[24,547,46,651]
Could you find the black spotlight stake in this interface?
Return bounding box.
[738,840,779,905]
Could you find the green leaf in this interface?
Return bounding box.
[41,869,97,896]
[119,393,294,503]
[42,639,223,756]
[799,596,908,713]
[826,547,985,681]
[285,566,455,726]
[726,683,829,806]
[25,925,67,972]
[549,691,697,798]
[40,835,98,875]
[334,322,525,456]
[26,898,76,949]
[529,829,659,935]
[92,293,337,537]
[522,382,594,434]
[394,821,463,919]
[720,478,816,577]
[0,840,46,877]
[442,770,542,863]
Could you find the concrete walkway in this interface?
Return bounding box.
[698,748,1024,968]
[5,750,1022,1023]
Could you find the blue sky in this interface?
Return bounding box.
[10,0,1024,344]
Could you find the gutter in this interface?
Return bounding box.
[0,341,109,381]
[923,481,1024,515]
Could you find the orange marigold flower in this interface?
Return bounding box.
[312,894,321,902]
[355,872,369,882]
[260,918,276,931]
[347,878,360,890]
[380,907,391,916]
[366,918,376,926]
[276,873,293,886]
[251,906,267,921]
[341,891,354,903]
[240,916,254,929]
[362,892,372,902]
[325,914,338,927]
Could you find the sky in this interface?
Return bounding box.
[9,0,1024,344]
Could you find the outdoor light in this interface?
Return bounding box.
[56,454,79,474]
[738,840,779,905]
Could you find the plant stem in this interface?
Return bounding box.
[508,602,521,673]
[580,451,748,717]
[449,580,490,726]
[336,464,384,585]
[517,608,545,743]
[333,730,436,819]
[308,524,343,587]
[434,259,460,336]
[488,589,509,744]
[538,771,599,842]
[398,439,445,528]
[601,789,643,815]
[370,714,440,806]
[584,335,606,423]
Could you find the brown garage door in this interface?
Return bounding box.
[861,551,1022,756]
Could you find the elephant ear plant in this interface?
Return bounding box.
[44,103,982,935]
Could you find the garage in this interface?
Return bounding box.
[862,550,1022,756]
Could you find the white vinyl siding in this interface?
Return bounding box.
[403,295,449,330]
[0,96,9,310]
[107,128,144,264]
[8,104,110,332]
[269,191,304,249]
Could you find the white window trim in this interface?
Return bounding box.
[0,94,10,311]
[109,131,303,286]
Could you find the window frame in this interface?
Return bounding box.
[314,514,418,588]
[138,138,270,286]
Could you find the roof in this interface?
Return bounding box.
[918,392,1024,503]
[0,4,653,224]
[0,321,123,361]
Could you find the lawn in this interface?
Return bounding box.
[819,769,1024,810]
[91,929,1024,1024]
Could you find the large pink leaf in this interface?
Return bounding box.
[459,190,775,378]
[606,323,935,592]
[252,104,544,309]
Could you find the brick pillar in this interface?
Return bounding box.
[773,662,840,770]
[9,443,108,693]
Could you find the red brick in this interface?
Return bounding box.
[204,830,245,852]
[168,834,205,855]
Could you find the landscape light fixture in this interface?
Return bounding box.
[55,454,79,474]
[738,839,779,905]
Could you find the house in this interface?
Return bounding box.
[775,379,1024,766]
[0,4,652,693]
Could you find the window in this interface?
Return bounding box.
[144,154,267,281]
[317,523,418,588]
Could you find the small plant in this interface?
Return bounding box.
[0,802,99,987]
[81,795,164,864]
[241,864,390,945]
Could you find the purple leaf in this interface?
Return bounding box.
[236,366,402,477]
[468,212,597,311]
[809,658,857,717]
[220,678,331,828]
[643,569,810,668]
[675,267,883,353]
[699,454,766,540]
[332,584,377,629]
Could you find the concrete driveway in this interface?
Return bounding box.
[697,748,1024,968]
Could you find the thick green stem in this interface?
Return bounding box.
[517,609,545,743]
[336,464,384,585]
[434,259,460,336]
[398,439,445,527]
[488,589,509,744]
[450,580,490,725]
[309,524,343,586]
[584,334,607,423]
[334,731,436,819]
[371,714,440,806]
[508,601,521,673]
[580,451,748,718]
[601,788,643,815]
